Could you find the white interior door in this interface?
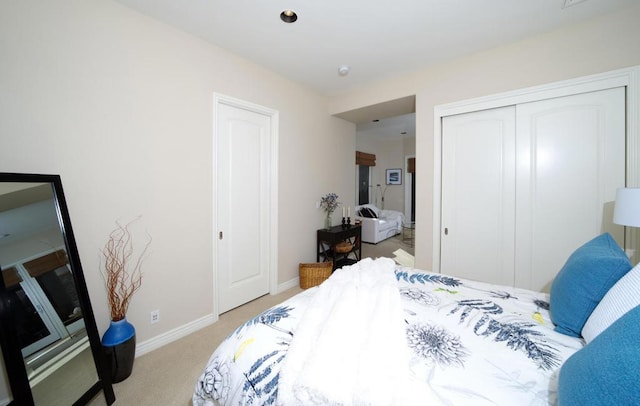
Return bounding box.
[441,106,516,285]
[216,97,276,313]
[514,87,626,291]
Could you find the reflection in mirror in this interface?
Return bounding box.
[0,351,11,403]
[0,179,112,405]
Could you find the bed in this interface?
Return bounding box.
[193,233,640,405]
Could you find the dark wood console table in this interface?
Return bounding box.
[317,224,361,271]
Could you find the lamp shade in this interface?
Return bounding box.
[613,188,640,227]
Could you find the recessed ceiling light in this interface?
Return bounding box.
[280,9,297,23]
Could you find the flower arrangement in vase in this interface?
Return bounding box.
[320,193,340,229]
[100,217,151,382]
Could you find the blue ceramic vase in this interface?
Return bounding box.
[102,318,136,383]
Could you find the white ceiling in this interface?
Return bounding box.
[112,0,636,140]
[113,0,636,101]
[357,113,416,141]
[0,185,58,248]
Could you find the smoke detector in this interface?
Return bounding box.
[338,65,350,76]
[562,0,588,8]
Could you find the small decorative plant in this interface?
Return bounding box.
[320,193,340,229]
[320,193,339,214]
[101,218,151,322]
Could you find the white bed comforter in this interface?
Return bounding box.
[277,258,431,405]
[193,260,584,406]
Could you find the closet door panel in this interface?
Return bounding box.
[514,87,626,291]
[441,106,516,285]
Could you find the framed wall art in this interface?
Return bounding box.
[386,168,402,185]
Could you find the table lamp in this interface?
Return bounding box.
[613,188,640,227]
[614,187,640,260]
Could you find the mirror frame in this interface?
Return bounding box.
[0,173,115,405]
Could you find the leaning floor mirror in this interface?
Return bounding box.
[0,173,114,405]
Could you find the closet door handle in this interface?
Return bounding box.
[444,228,449,235]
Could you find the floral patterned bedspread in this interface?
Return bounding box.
[193,265,584,406]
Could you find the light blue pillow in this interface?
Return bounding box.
[550,233,631,337]
[558,304,640,405]
[581,262,640,343]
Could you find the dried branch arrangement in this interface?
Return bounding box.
[101,218,151,321]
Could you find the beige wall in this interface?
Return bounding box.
[355,135,414,212]
[0,0,355,347]
[330,3,640,271]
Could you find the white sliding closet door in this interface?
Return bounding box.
[441,106,516,286]
[514,87,626,291]
[440,87,625,291]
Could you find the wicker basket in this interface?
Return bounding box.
[335,241,352,254]
[299,262,333,289]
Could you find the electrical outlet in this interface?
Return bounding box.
[150,310,160,324]
[316,201,320,208]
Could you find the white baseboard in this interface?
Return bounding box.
[135,277,298,357]
[135,313,217,358]
[276,277,299,293]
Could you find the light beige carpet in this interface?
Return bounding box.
[88,234,412,405]
[361,233,415,260]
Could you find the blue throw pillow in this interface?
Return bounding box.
[550,233,631,337]
[558,304,640,405]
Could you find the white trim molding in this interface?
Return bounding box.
[135,314,216,357]
[277,277,300,293]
